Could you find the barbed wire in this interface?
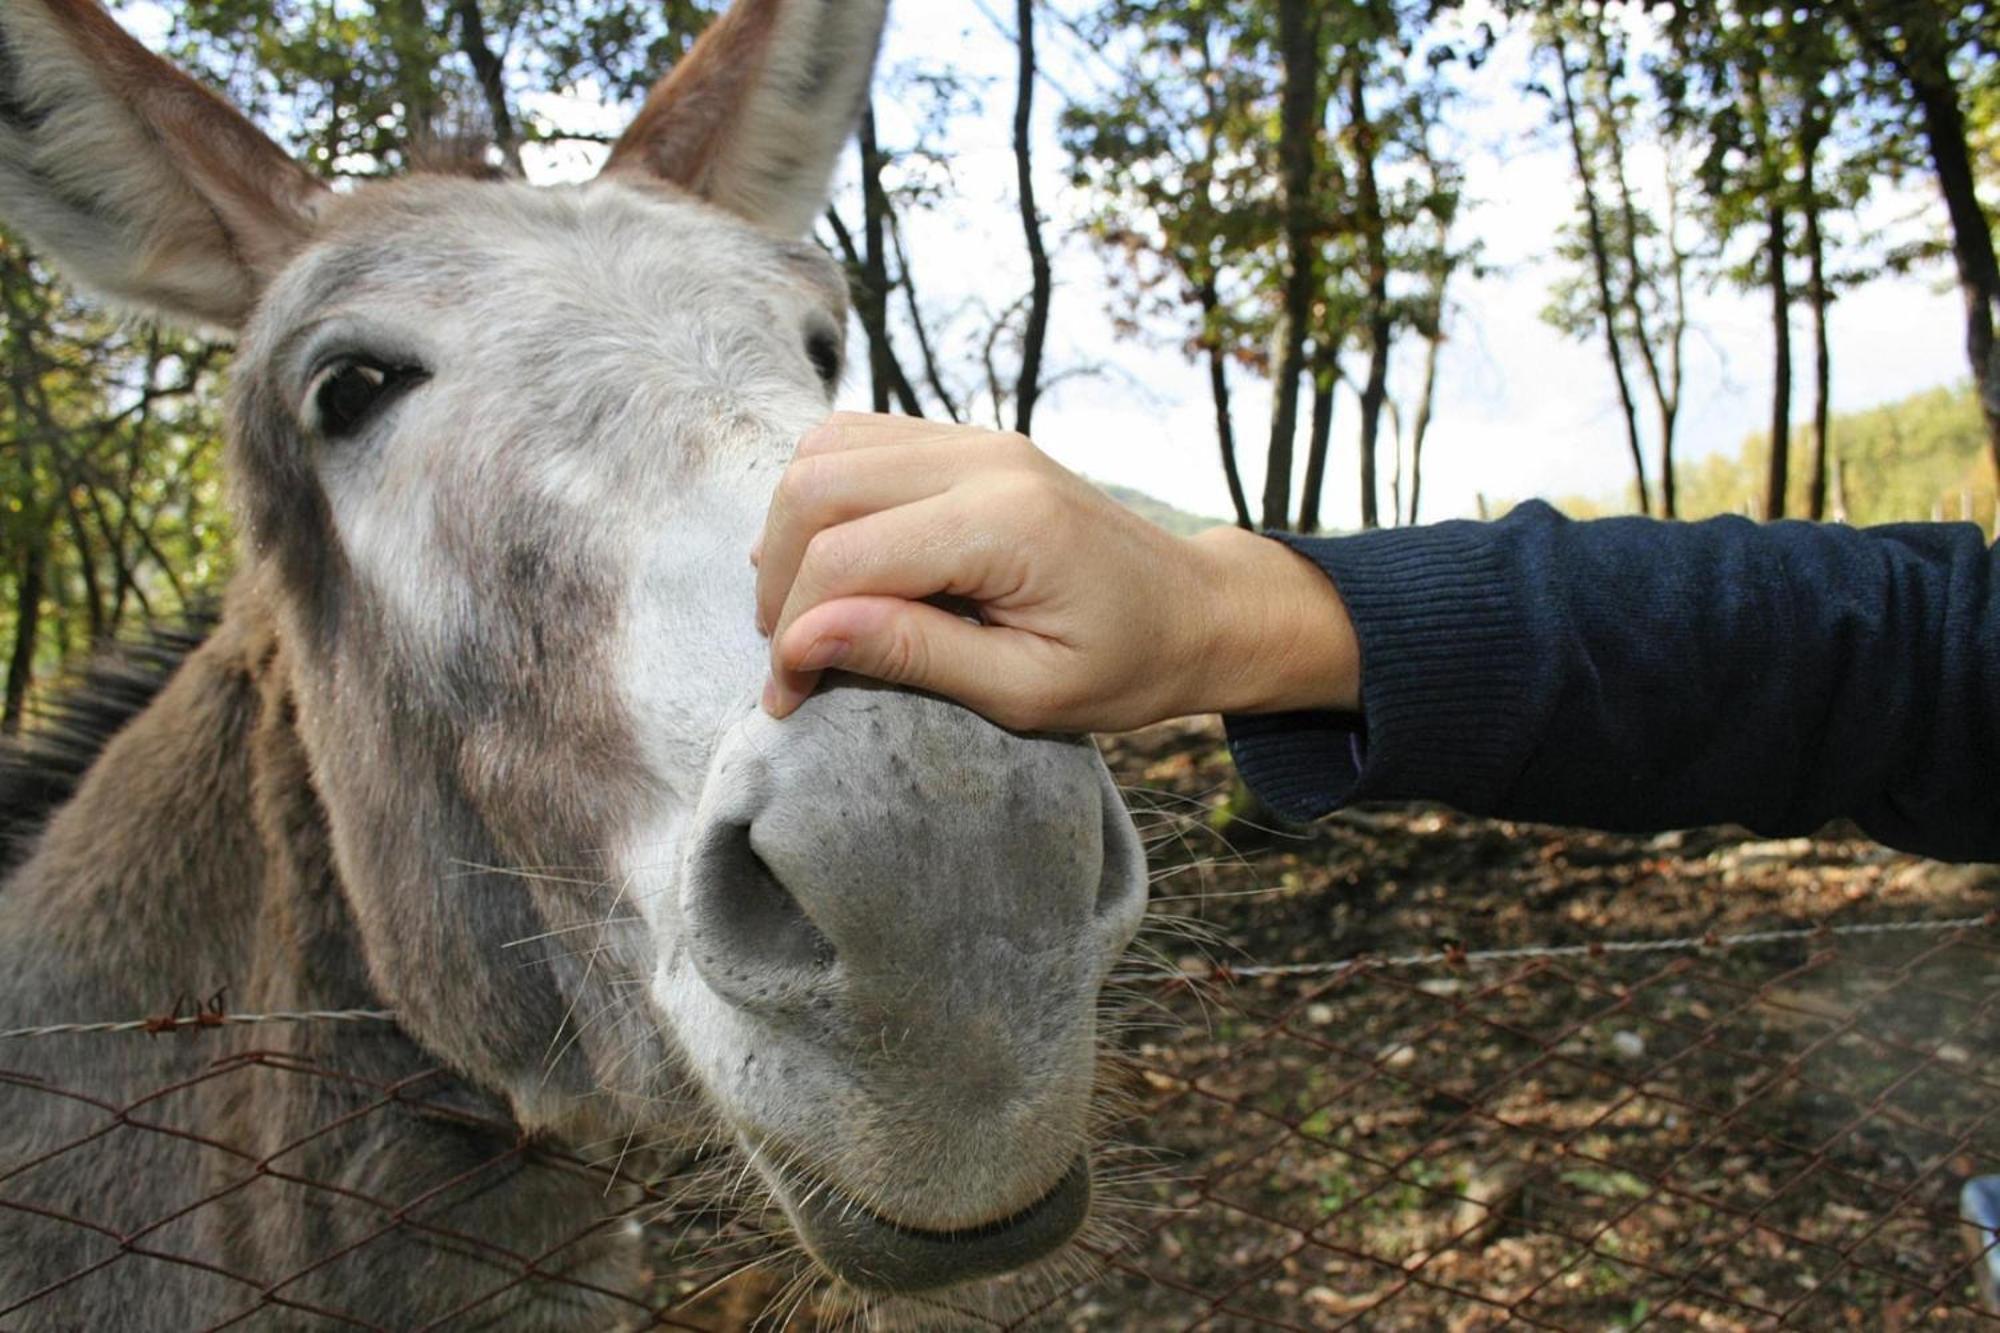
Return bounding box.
[0,1007,397,1041]
[1164,912,1999,981]
[2,913,1988,1040]
[3,913,1995,1326]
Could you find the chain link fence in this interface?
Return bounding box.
[4,911,1997,1330]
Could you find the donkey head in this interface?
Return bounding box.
[0,0,1147,1296]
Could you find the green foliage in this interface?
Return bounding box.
[0,234,230,726]
[2,0,716,722]
[1060,0,1476,530]
[1692,384,1998,528]
[2,0,1993,723]
[1062,0,1473,371]
[141,0,717,173]
[1555,385,1997,531]
[1056,4,1280,365]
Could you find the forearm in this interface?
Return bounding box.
[1186,525,1361,716]
[1225,503,2000,862]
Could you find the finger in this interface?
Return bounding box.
[755,444,1000,637]
[768,491,1023,661]
[765,596,1053,729]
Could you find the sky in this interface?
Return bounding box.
[126,0,1972,528]
[820,1,1968,526]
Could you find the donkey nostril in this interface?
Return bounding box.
[686,822,836,1007]
[1092,780,1147,930]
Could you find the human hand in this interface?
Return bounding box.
[754,413,1361,733]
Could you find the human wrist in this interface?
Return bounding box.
[1185,526,1361,717]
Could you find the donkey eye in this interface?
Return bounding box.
[309,358,428,439]
[804,328,841,389]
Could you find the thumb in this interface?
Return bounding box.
[769,596,1036,726]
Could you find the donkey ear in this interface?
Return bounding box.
[0,0,326,330]
[602,0,889,238]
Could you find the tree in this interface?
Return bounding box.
[1393,109,1465,527]
[1262,0,1325,531]
[823,107,925,417]
[1539,10,1653,516]
[1062,4,1276,530]
[1347,56,1393,532]
[1588,13,1690,518]
[1795,32,1836,520]
[1011,0,1054,436]
[1304,7,1470,534]
[1831,0,2000,483]
[0,234,225,725]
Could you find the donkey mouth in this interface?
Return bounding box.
[775,1156,1091,1293]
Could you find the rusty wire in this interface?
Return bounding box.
[3,914,1998,1329]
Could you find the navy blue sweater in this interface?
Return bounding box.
[1224,502,2000,864]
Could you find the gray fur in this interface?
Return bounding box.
[0,1,1146,1325]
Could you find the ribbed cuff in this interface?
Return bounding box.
[1224,708,1368,822]
[1224,522,1539,820]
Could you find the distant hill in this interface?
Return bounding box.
[1095,482,1229,536]
[1550,384,1996,532]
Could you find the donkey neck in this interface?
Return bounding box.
[0,575,368,1021]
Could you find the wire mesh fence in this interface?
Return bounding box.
[4,912,1997,1330]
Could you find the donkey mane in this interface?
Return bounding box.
[0,618,212,876]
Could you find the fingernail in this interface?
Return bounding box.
[756,610,769,638]
[749,540,763,567]
[761,676,782,716]
[797,638,850,672]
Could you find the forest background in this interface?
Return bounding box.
[2,0,1996,730]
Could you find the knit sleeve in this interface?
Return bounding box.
[1223,502,2000,863]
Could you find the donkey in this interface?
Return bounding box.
[0,0,1148,1326]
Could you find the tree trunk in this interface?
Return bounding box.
[3,540,44,735]
[1554,35,1651,516]
[388,0,442,147]
[1357,348,1388,531]
[1911,80,2000,482]
[1351,66,1389,532]
[1407,328,1441,526]
[1802,122,1833,522]
[1764,195,1793,522]
[1589,16,1680,521]
[1298,365,1335,535]
[1659,167,1688,519]
[1388,403,1404,528]
[823,205,923,416]
[887,210,961,422]
[1855,4,2000,480]
[1200,278,1254,531]
[859,107,896,415]
[1262,0,1322,531]
[451,0,522,174]
[1011,0,1053,436]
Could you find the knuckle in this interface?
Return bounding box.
[995,431,1037,465]
[774,454,830,518]
[797,527,856,587]
[996,472,1061,526]
[876,618,929,685]
[797,414,855,456]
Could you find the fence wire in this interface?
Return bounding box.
[3,913,1997,1329]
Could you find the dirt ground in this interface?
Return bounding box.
[648,718,2000,1331]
